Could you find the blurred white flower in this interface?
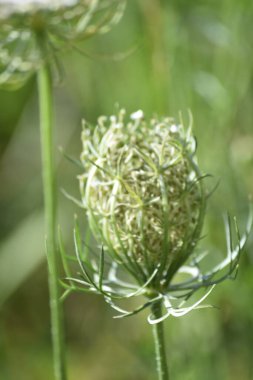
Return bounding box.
[0,0,125,88]
[0,0,78,17]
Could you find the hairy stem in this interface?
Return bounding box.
[38,61,67,380]
[151,301,169,380]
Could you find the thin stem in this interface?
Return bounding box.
[151,301,169,380]
[38,61,67,380]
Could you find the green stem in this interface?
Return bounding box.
[151,301,169,380]
[38,62,67,380]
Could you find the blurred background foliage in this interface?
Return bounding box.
[0,0,253,379]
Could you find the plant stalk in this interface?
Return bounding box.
[38,62,67,380]
[151,301,169,380]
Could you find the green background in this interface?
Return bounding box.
[0,0,253,379]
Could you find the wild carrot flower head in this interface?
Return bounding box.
[79,109,206,288]
[0,0,125,88]
[61,109,251,322]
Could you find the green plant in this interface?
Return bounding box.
[0,1,125,379]
[61,109,252,380]
[0,0,125,89]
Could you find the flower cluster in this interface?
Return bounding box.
[0,0,125,88]
[79,109,205,288]
[61,110,251,323]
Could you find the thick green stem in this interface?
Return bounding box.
[38,62,67,380]
[151,301,169,380]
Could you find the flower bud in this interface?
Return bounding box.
[79,110,206,284]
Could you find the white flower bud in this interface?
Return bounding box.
[80,110,206,281]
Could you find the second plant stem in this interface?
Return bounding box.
[151,301,169,380]
[38,61,67,380]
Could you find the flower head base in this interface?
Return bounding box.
[0,0,125,88]
[79,109,206,288]
[60,110,251,324]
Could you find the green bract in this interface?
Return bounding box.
[0,0,125,88]
[79,110,206,288]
